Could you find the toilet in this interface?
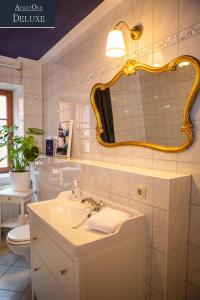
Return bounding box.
[6,224,31,262]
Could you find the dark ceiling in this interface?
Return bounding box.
[0,0,103,60]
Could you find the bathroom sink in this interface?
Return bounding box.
[47,204,89,227]
[28,199,90,228]
[28,192,146,256]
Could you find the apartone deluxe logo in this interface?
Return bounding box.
[0,1,55,28]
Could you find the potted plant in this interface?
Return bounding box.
[0,125,43,192]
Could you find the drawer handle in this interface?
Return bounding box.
[34,267,40,272]
[8,197,11,200]
[33,236,38,241]
[60,269,68,275]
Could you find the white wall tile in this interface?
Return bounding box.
[133,157,153,169]
[189,204,200,247]
[188,245,200,287]
[138,9,154,50]
[109,192,130,207]
[23,78,33,96]
[154,178,169,210]
[153,207,167,252]
[151,249,166,294]
[167,208,179,252]
[80,165,94,187]
[177,162,200,205]
[187,282,200,300]
[94,166,110,191]
[34,64,42,80]
[145,284,151,300]
[153,160,177,173]
[154,0,178,42]
[179,0,200,30]
[179,34,200,59]
[110,170,129,198]
[145,246,152,285]
[130,200,153,245]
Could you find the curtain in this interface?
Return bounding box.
[94,88,115,143]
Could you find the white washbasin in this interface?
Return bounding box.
[48,204,89,227]
[28,191,145,256]
[28,199,90,228]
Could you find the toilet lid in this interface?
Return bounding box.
[7,224,30,242]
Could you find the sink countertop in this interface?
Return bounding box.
[28,193,145,256]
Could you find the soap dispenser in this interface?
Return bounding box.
[70,180,81,200]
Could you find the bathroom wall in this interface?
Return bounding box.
[42,0,200,299]
[0,55,43,149]
[0,56,43,220]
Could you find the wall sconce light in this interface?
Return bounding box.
[105,21,143,58]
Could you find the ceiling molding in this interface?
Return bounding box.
[39,0,123,64]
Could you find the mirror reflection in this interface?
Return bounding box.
[94,62,196,147]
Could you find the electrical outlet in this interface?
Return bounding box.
[136,185,146,200]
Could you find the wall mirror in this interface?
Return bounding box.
[91,56,200,152]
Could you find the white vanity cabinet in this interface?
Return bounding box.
[29,198,146,300]
[31,219,74,300]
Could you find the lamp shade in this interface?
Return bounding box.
[105,29,126,57]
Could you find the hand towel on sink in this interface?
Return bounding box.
[86,207,130,234]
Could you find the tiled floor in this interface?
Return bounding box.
[0,242,31,300]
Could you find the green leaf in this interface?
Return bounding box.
[23,146,39,162]
[26,128,44,136]
[0,125,43,168]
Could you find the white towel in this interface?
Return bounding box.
[86,207,130,234]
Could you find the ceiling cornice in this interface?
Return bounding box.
[39,0,123,64]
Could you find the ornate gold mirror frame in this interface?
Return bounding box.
[90,55,200,153]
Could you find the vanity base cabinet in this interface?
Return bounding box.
[32,252,67,300]
[78,236,145,300]
[30,216,145,300]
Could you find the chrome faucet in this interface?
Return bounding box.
[81,197,104,211]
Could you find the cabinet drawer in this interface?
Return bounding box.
[32,251,68,300]
[0,195,20,203]
[31,220,74,299]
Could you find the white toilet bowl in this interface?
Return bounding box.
[6,224,31,262]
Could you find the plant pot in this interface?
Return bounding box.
[9,171,30,192]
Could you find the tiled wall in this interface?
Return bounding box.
[19,58,43,149]
[0,56,43,221]
[13,86,24,136]
[42,0,200,299]
[0,55,43,149]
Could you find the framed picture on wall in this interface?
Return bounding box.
[56,120,73,158]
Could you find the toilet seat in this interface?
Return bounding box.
[7,224,30,243]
